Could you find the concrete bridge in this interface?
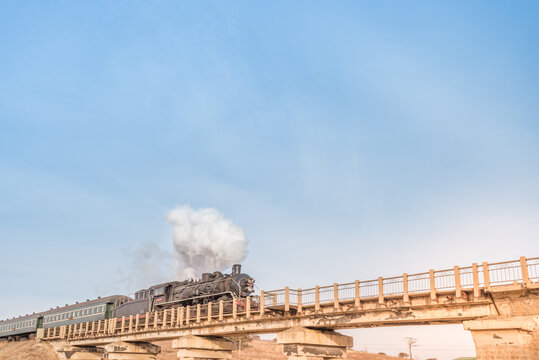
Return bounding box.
[40,256,539,359]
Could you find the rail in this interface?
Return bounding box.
[41,256,538,341]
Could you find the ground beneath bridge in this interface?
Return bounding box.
[0,339,402,360]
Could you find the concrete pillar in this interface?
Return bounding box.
[464,316,539,360]
[52,342,105,360]
[103,341,160,360]
[277,327,353,360]
[172,335,234,359]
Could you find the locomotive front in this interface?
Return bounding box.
[228,264,255,297]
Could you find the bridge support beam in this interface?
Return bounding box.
[52,342,105,360]
[103,341,160,360]
[464,316,539,360]
[277,327,353,359]
[172,335,234,359]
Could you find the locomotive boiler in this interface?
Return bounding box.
[113,264,255,317]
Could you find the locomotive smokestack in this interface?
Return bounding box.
[232,264,241,275]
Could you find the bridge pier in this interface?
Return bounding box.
[464,316,539,360]
[103,341,160,360]
[172,335,234,359]
[277,327,353,360]
[52,342,105,360]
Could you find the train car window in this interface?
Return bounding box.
[154,287,165,296]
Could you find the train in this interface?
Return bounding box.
[0,265,254,341]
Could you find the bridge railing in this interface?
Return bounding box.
[529,258,539,282]
[262,256,538,308]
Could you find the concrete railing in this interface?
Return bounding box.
[262,256,539,308]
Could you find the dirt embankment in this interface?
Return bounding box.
[0,340,60,360]
[0,339,401,360]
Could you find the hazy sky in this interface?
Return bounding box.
[1,1,538,359]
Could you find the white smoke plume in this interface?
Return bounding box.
[167,205,248,279]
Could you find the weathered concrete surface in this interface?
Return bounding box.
[277,327,353,348]
[172,335,234,359]
[51,342,104,360]
[103,341,160,360]
[66,298,493,347]
[463,288,539,360]
[464,316,539,360]
[277,327,352,359]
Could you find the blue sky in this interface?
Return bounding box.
[1,1,538,358]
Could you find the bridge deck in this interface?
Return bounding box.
[40,256,539,346]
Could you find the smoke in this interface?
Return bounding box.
[167,205,248,279]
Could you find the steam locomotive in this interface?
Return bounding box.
[113,264,255,317]
[0,265,255,341]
